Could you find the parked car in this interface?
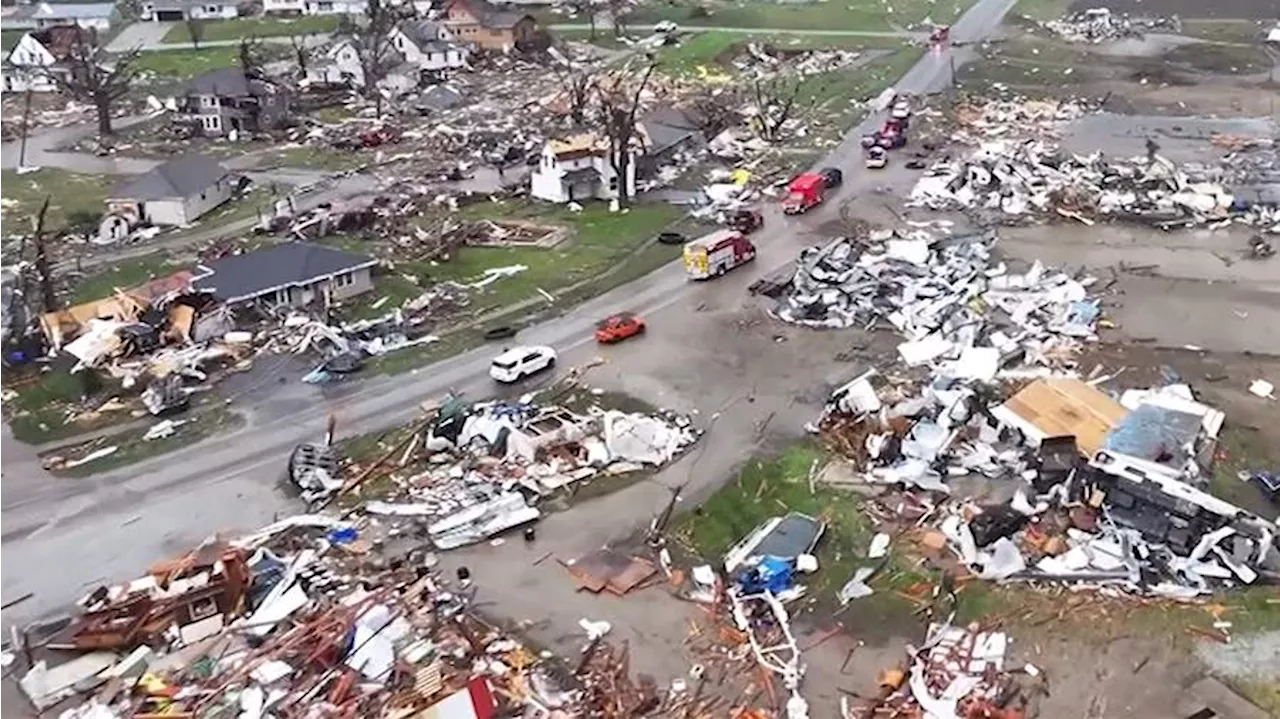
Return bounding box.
[489,345,557,383]
[595,312,646,344]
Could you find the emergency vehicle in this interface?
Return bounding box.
[682,229,756,280]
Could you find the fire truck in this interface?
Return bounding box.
[781,167,843,215]
[682,229,757,280]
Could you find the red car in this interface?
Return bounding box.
[594,312,646,344]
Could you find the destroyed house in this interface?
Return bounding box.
[192,242,377,309]
[441,0,537,51]
[175,67,291,137]
[308,37,416,91]
[636,106,705,175]
[1,25,92,93]
[106,154,236,227]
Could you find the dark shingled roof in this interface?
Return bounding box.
[192,242,377,303]
[183,67,279,97]
[110,154,230,200]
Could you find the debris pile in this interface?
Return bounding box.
[909,142,1277,229]
[304,389,699,548]
[1042,8,1180,43]
[19,515,677,718]
[772,229,1100,368]
[808,344,1279,599]
[844,623,1036,718]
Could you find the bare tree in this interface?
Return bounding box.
[352,0,409,117]
[185,17,206,49]
[568,0,598,40]
[554,63,596,128]
[594,59,656,206]
[747,73,807,143]
[32,198,57,314]
[603,0,635,37]
[238,36,265,79]
[288,32,312,77]
[50,31,140,138]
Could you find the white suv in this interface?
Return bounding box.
[489,345,557,383]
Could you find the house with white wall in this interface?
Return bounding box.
[305,38,420,95]
[391,19,468,71]
[1,26,89,93]
[105,155,237,227]
[262,0,368,16]
[529,133,636,205]
[141,0,240,22]
[7,2,116,30]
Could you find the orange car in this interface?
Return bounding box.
[594,312,646,344]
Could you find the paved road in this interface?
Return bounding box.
[0,0,1018,630]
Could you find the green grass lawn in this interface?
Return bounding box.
[69,256,176,304]
[0,168,114,235]
[337,202,683,322]
[257,145,371,172]
[43,406,243,477]
[162,14,340,44]
[2,29,24,52]
[1011,0,1072,21]
[133,44,290,80]
[630,0,969,33]
[4,369,131,444]
[656,30,907,75]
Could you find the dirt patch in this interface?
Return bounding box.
[1163,42,1275,75]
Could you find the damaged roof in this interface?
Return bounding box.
[109,155,230,201]
[193,243,378,303]
[183,67,279,97]
[639,106,704,156]
[446,0,532,29]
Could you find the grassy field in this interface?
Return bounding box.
[162,14,340,44]
[7,368,133,442]
[655,30,907,75]
[334,202,683,322]
[70,256,176,304]
[43,406,244,477]
[2,29,23,52]
[256,145,371,172]
[630,0,969,33]
[133,44,290,80]
[0,168,114,234]
[350,202,691,374]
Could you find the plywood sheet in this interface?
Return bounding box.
[998,378,1128,456]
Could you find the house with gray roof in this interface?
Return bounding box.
[192,243,377,309]
[392,19,469,71]
[141,0,239,22]
[175,67,291,137]
[106,155,237,227]
[5,2,116,30]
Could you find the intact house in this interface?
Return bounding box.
[441,0,537,52]
[1,25,90,94]
[305,38,419,96]
[391,19,469,71]
[174,67,291,137]
[141,0,240,21]
[3,2,115,30]
[192,243,377,310]
[104,155,237,230]
[529,133,636,205]
[262,0,368,15]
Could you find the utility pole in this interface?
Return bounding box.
[18,87,33,169]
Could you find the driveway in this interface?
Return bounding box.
[106,21,176,52]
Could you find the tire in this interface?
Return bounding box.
[547,357,557,369]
